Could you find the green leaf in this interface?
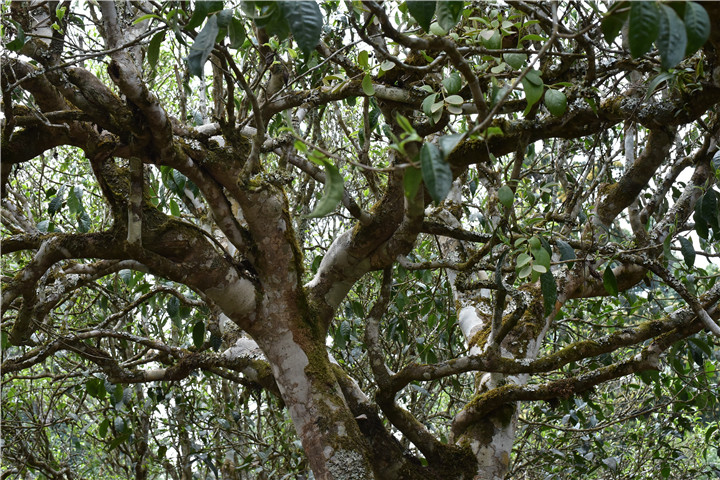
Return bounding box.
[216,9,233,28]
[524,69,543,86]
[380,59,395,71]
[445,94,464,105]
[518,265,532,278]
[86,378,100,398]
[368,107,381,131]
[362,73,375,96]
[656,4,687,70]
[420,143,452,204]
[705,424,718,444]
[441,72,462,94]
[334,320,348,349]
[540,271,557,317]
[280,1,323,57]
[637,369,659,385]
[517,252,532,268]
[113,384,124,405]
[294,139,309,153]
[694,205,709,239]
[358,50,369,69]
[503,53,527,70]
[498,185,514,208]
[429,22,447,36]
[422,93,438,116]
[438,133,463,159]
[133,13,162,25]
[406,1,436,33]
[254,3,290,40]
[6,19,26,51]
[169,199,181,217]
[539,236,552,257]
[678,236,695,268]
[436,1,463,32]
[481,29,501,49]
[113,417,126,434]
[98,418,110,438]
[185,1,223,31]
[555,239,576,268]
[644,71,674,99]
[531,245,551,271]
[172,170,187,192]
[602,457,619,472]
[340,319,351,339]
[395,113,414,133]
[683,1,710,55]
[228,17,246,49]
[528,235,541,251]
[701,188,718,223]
[603,264,619,296]
[147,31,165,71]
[403,166,423,200]
[304,159,344,218]
[77,211,91,233]
[519,34,547,44]
[701,188,719,233]
[601,8,629,45]
[48,195,64,216]
[532,264,547,273]
[67,186,83,215]
[521,73,543,116]
[192,321,205,349]
[167,296,180,320]
[187,15,219,77]
[445,104,461,115]
[108,432,130,452]
[711,150,720,174]
[628,1,660,58]
[544,89,567,117]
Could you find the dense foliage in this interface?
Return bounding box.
[2,1,720,479]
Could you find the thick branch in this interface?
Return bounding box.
[450,344,663,440]
[387,281,720,392]
[595,128,674,228]
[99,2,174,163]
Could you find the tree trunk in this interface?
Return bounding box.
[435,190,547,479]
[251,319,376,479]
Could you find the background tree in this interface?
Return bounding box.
[2,1,720,479]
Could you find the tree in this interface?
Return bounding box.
[2,0,720,478]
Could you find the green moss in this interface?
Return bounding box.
[600,95,624,112]
[281,195,306,281]
[243,175,266,191]
[447,118,511,167]
[469,324,491,349]
[495,283,545,356]
[299,355,374,468]
[450,137,486,166]
[456,384,521,441]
